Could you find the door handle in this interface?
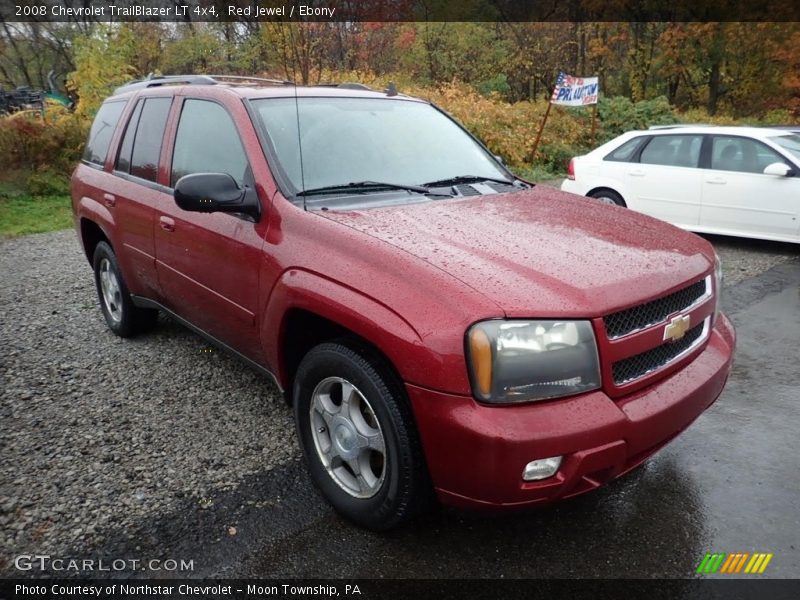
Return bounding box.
[159,216,175,232]
[628,170,645,177]
[102,193,116,207]
[706,177,727,185]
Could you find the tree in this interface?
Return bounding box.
[773,27,800,115]
[67,25,137,118]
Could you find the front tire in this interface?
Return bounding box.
[92,241,157,337]
[293,341,430,530]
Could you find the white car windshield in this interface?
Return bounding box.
[770,133,800,162]
[251,97,508,199]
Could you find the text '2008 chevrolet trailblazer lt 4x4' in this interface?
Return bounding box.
[72,75,735,530]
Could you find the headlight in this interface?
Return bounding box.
[714,251,723,322]
[466,320,601,403]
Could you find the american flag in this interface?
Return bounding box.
[550,72,568,102]
[551,72,585,101]
[550,72,595,106]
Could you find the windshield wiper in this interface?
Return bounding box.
[297,181,431,197]
[423,175,516,187]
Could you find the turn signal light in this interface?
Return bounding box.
[468,327,493,398]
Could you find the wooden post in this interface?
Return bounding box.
[530,101,552,163]
[590,102,598,146]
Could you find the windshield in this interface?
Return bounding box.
[769,133,800,162]
[251,97,508,199]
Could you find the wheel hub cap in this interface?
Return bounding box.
[333,419,358,458]
[309,376,386,499]
[98,258,123,323]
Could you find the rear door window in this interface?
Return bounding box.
[130,98,171,182]
[171,99,248,187]
[115,97,171,182]
[82,101,126,166]
[640,135,703,168]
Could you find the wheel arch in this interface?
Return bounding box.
[587,186,627,207]
[279,308,406,406]
[263,270,423,404]
[79,218,111,264]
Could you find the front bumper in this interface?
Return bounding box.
[408,313,735,509]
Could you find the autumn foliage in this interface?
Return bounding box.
[1,22,798,182]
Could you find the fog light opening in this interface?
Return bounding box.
[523,456,562,481]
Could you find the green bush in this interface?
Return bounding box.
[756,108,795,125]
[477,74,511,96]
[0,108,88,175]
[512,164,565,182]
[27,169,70,197]
[537,142,580,173]
[598,96,678,142]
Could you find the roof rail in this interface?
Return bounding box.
[113,75,215,95]
[648,124,715,130]
[113,74,295,95]
[315,82,404,97]
[335,82,373,91]
[315,82,374,91]
[206,75,295,86]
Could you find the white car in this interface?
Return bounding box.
[561,126,800,244]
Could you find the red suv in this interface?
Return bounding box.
[71,75,735,530]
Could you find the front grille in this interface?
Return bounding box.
[604,279,708,339]
[612,321,706,385]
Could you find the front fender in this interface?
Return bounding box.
[263,268,430,390]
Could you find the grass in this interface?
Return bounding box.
[0,169,73,237]
[512,164,566,183]
[0,194,73,237]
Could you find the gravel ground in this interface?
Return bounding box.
[706,234,800,285]
[1,227,798,573]
[0,230,297,572]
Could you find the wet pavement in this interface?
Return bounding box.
[109,256,799,580]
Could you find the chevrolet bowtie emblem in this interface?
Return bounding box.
[664,314,691,342]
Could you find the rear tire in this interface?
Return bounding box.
[589,189,626,207]
[92,241,158,337]
[293,341,431,530]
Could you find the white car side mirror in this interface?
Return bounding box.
[762,162,793,177]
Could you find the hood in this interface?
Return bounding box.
[319,188,714,317]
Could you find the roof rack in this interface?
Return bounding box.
[648,124,715,130]
[315,82,374,91]
[315,82,402,96]
[113,74,295,95]
[206,75,295,86]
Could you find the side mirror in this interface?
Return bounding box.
[174,173,259,217]
[762,162,793,177]
[494,154,506,166]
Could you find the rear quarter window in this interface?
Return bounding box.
[604,137,645,162]
[82,101,126,166]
